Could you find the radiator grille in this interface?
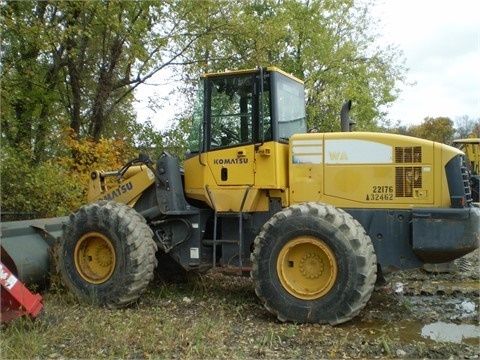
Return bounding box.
[395,146,423,197]
[395,166,422,197]
[395,146,422,163]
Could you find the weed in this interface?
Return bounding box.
[379,334,393,357]
[259,326,282,348]
[402,299,413,311]
[0,317,47,358]
[284,323,297,338]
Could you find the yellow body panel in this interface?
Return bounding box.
[184,141,290,212]
[289,132,462,209]
[254,142,289,189]
[184,131,463,211]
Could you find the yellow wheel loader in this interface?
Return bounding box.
[453,135,479,202]
[1,67,479,325]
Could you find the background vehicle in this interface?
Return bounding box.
[453,135,479,202]
[1,67,478,325]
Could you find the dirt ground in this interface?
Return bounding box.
[350,248,480,358]
[205,249,480,359]
[3,249,479,359]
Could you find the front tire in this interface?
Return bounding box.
[251,202,377,325]
[57,201,157,308]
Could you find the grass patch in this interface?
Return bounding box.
[1,270,478,359]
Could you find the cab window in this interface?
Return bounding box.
[187,82,204,154]
[208,75,255,150]
[271,71,306,140]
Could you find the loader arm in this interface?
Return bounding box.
[87,157,157,206]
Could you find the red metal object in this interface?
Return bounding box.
[0,261,43,322]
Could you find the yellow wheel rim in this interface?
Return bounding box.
[74,232,116,284]
[277,236,338,300]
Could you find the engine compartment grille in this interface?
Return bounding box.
[395,147,422,198]
[395,146,422,163]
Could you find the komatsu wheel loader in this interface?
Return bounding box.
[1,67,479,325]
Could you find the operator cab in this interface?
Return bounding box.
[186,67,307,155]
[184,67,307,211]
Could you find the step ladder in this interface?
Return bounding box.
[460,160,473,204]
[205,185,252,270]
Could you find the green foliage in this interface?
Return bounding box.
[1,1,67,162]
[409,117,455,144]
[472,124,480,137]
[1,0,409,148]
[128,119,189,160]
[377,113,479,142]
[0,145,84,219]
[176,0,406,133]
[0,132,139,218]
[1,0,178,153]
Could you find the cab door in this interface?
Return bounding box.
[205,73,256,186]
[206,146,255,186]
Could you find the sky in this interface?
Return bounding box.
[373,0,480,125]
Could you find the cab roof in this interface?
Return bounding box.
[201,66,303,84]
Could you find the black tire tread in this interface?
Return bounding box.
[251,202,377,325]
[57,201,157,308]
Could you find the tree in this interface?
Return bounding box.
[170,0,407,133]
[471,123,480,137]
[0,0,224,215]
[454,115,480,138]
[276,0,406,132]
[0,1,66,162]
[409,117,455,144]
[2,0,407,158]
[1,0,224,161]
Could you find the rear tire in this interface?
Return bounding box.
[57,201,157,308]
[251,202,377,325]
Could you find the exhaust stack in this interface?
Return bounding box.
[340,100,355,132]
